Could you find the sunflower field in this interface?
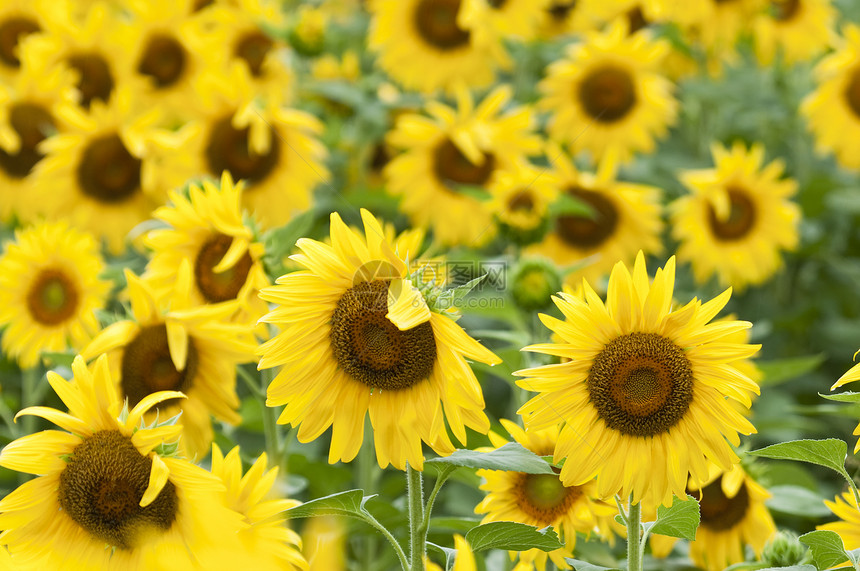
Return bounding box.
[4,0,860,569]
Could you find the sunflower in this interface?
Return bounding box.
[385,85,541,247]
[802,24,860,170]
[426,535,476,571]
[143,171,270,329]
[367,0,510,94]
[211,444,308,570]
[487,160,558,246]
[459,0,550,43]
[0,0,52,84]
[830,352,860,453]
[516,251,760,508]
[257,209,501,470]
[155,64,329,230]
[818,492,860,551]
[0,354,247,569]
[539,22,677,166]
[475,419,616,570]
[753,0,836,66]
[525,147,663,288]
[537,0,598,39]
[81,266,257,459]
[670,141,800,291]
[302,516,347,571]
[0,221,109,369]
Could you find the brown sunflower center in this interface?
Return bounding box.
[205,115,280,184]
[194,233,254,303]
[414,0,470,51]
[235,31,273,77]
[192,0,214,11]
[120,324,199,409]
[844,66,860,119]
[488,0,508,7]
[770,0,800,20]
[330,280,436,391]
[508,190,535,212]
[58,430,178,550]
[627,7,648,32]
[66,52,114,109]
[433,138,495,190]
[0,102,55,179]
[548,1,577,21]
[707,187,756,241]
[516,472,581,524]
[0,16,40,67]
[693,475,750,531]
[578,65,637,123]
[555,187,618,249]
[26,268,79,326]
[587,332,694,436]
[137,33,187,88]
[77,133,142,204]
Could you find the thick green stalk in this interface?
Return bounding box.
[359,421,378,570]
[258,367,284,472]
[627,498,643,571]
[407,463,426,571]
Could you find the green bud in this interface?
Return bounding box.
[760,530,811,567]
[511,259,562,312]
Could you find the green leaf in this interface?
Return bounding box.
[430,274,489,314]
[283,489,373,520]
[548,193,594,217]
[40,351,76,368]
[647,495,700,540]
[465,522,564,553]
[757,355,825,386]
[821,391,860,403]
[799,530,854,569]
[756,567,817,571]
[748,439,851,482]
[424,443,555,474]
[765,485,832,517]
[564,559,622,571]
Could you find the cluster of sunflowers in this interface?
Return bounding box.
[2,0,860,569]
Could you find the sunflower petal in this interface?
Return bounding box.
[141,453,170,507]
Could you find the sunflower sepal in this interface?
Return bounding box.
[419,273,488,318]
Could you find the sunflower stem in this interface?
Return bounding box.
[627,497,643,571]
[359,420,379,570]
[417,465,455,550]
[407,463,426,571]
[20,367,40,437]
[258,366,284,473]
[360,509,410,571]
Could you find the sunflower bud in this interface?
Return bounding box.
[511,258,562,312]
[760,530,811,567]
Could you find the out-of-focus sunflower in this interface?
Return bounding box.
[829,352,860,453]
[257,209,501,470]
[818,492,860,550]
[311,50,361,82]
[385,85,541,247]
[143,171,270,329]
[0,221,109,368]
[537,0,598,39]
[475,419,616,570]
[517,252,760,507]
[539,22,677,165]
[156,65,328,230]
[488,160,558,246]
[753,0,835,66]
[802,24,860,170]
[670,142,800,291]
[459,0,550,43]
[526,148,663,288]
[0,354,247,569]
[587,0,659,33]
[302,516,347,571]
[0,0,52,84]
[426,535,476,571]
[211,445,308,571]
[82,266,257,459]
[367,0,510,93]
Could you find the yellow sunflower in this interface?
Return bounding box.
[670,141,800,291]
[0,0,52,84]
[517,251,760,508]
[818,492,860,550]
[143,171,270,329]
[0,354,247,569]
[367,0,510,94]
[536,0,599,39]
[802,24,860,170]
[426,535,476,571]
[753,0,836,66]
[211,444,308,570]
[155,64,329,230]
[0,221,109,369]
[475,419,616,571]
[302,516,347,571]
[487,160,558,246]
[385,85,542,247]
[830,352,860,453]
[459,0,550,43]
[525,147,663,288]
[81,266,257,459]
[257,209,501,470]
[539,22,677,166]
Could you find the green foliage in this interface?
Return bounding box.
[645,495,701,541]
[464,522,564,553]
[424,443,555,474]
[798,530,857,570]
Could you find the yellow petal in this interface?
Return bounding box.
[127,391,186,429]
[0,431,80,474]
[386,279,430,330]
[166,320,189,371]
[213,237,251,273]
[14,406,90,436]
[140,453,170,507]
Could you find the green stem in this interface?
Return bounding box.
[21,368,40,437]
[258,366,284,472]
[359,421,378,570]
[361,510,410,571]
[627,498,643,571]
[416,466,455,548]
[407,463,426,571]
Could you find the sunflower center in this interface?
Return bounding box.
[192,0,214,11]
[26,268,79,326]
[205,115,280,184]
[488,0,508,7]
[770,0,800,20]
[434,138,495,191]
[120,324,199,409]
[555,187,618,249]
[587,332,693,437]
[694,475,750,531]
[235,31,273,77]
[844,67,860,119]
[627,7,648,32]
[77,133,142,204]
[137,33,186,88]
[330,280,436,391]
[66,52,114,109]
[414,0,470,51]
[58,430,178,549]
[707,187,756,241]
[516,472,581,524]
[0,16,40,67]
[508,190,535,212]
[194,233,254,303]
[548,1,577,21]
[0,102,55,179]
[578,65,637,123]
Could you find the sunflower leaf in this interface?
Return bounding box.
[820,391,860,403]
[645,494,700,540]
[748,439,851,483]
[464,522,563,552]
[283,489,374,520]
[564,559,622,571]
[799,530,856,569]
[424,443,555,474]
[765,485,832,517]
